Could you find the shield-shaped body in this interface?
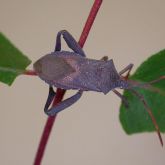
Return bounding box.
[34,51,126,94]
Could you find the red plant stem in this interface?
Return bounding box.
[78,0,102,47]
[33,89,66,165]
[33,1,103,164]
[23,70,37,76]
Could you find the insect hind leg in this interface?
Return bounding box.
[54,30,86,57]
[45,90,83,116]
[44,86,56,112]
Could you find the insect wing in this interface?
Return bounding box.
[33,54,75,81]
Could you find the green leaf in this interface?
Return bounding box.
[119,49,165,134]
[0,33,31,85]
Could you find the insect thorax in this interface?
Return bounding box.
[97,60,129,94]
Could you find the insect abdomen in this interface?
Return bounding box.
[60,57,123,94]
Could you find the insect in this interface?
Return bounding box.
[33,30,164,145]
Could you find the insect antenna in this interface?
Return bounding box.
[120,65,164,145]
[128,88,163,146]
[130,75,165,90]
[127,79,165,97]
[147,76,165,85]
[140,76,165,95]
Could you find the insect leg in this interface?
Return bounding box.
[129,88,163,146]
[112,89,129,108]
[45,90,83,116]
[44,86,56,112]
[54,30,86,57]
[100,56,108,61]
[119,64,134,79]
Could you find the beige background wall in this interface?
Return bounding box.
[0,0,165,164]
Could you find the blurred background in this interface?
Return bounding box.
[0,0,165,164]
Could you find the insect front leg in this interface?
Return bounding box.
[119,64,134,79]
[112,89,129,108]
[54,30,86,57]
[45,90,83,116]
